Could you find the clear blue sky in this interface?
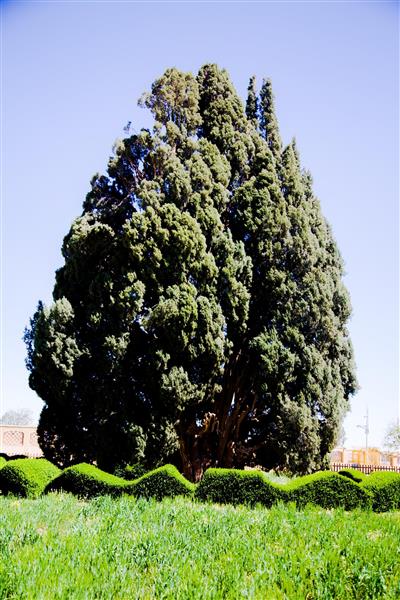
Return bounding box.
[1,1,399,449]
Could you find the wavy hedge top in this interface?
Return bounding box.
[46,463,195,500]
[0,458,399,512]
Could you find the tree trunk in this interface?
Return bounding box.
[177,412,218,482]
[215,348,252,467]
[178,346,254,481]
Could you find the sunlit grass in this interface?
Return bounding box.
[0,494,399,599]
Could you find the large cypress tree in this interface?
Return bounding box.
[25,65,356,480]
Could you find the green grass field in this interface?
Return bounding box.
[0,495,399,599]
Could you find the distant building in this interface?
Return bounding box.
[331,447,400,467]
[0,425,42,458]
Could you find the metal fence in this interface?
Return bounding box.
[330,462,400,475]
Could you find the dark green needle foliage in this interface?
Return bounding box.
[259,78,282,161]
[245,75,258,126]
[25,65,356,481]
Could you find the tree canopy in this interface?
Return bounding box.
[25,65,357,481]
[383,423,400,452]
[0,409,34,426]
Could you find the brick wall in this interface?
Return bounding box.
[0,425,43,458]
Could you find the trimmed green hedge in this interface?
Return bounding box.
[118,463,147,480]
[196,469,371,510]
[46,463,131,498]
[132,465,195,500]
[46,463,194,500]
[338,468,367,483]
[284,472,372,510]
[0,457,7,470]
[1,457,398,512]
[195,468,281,507]
[0,458,60,498]
[361,471,400,512]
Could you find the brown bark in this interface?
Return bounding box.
[215,348,253,467]
[180,346,257,480]
[177,412,218,482]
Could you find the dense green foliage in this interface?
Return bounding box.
[361,471,400,512]
[132,465,195,500]
[195,468,281,507]
[47,463,194,500]
[25,64,357,480]
[117,462,147,480]
[284,471,371,510]
[0,459,60,498]
[196,468,371,510]
[0,457,7,469]
[0,495,399,599]
[46,463,131,498]
[2,457,400,512]
[338,467,367,483]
